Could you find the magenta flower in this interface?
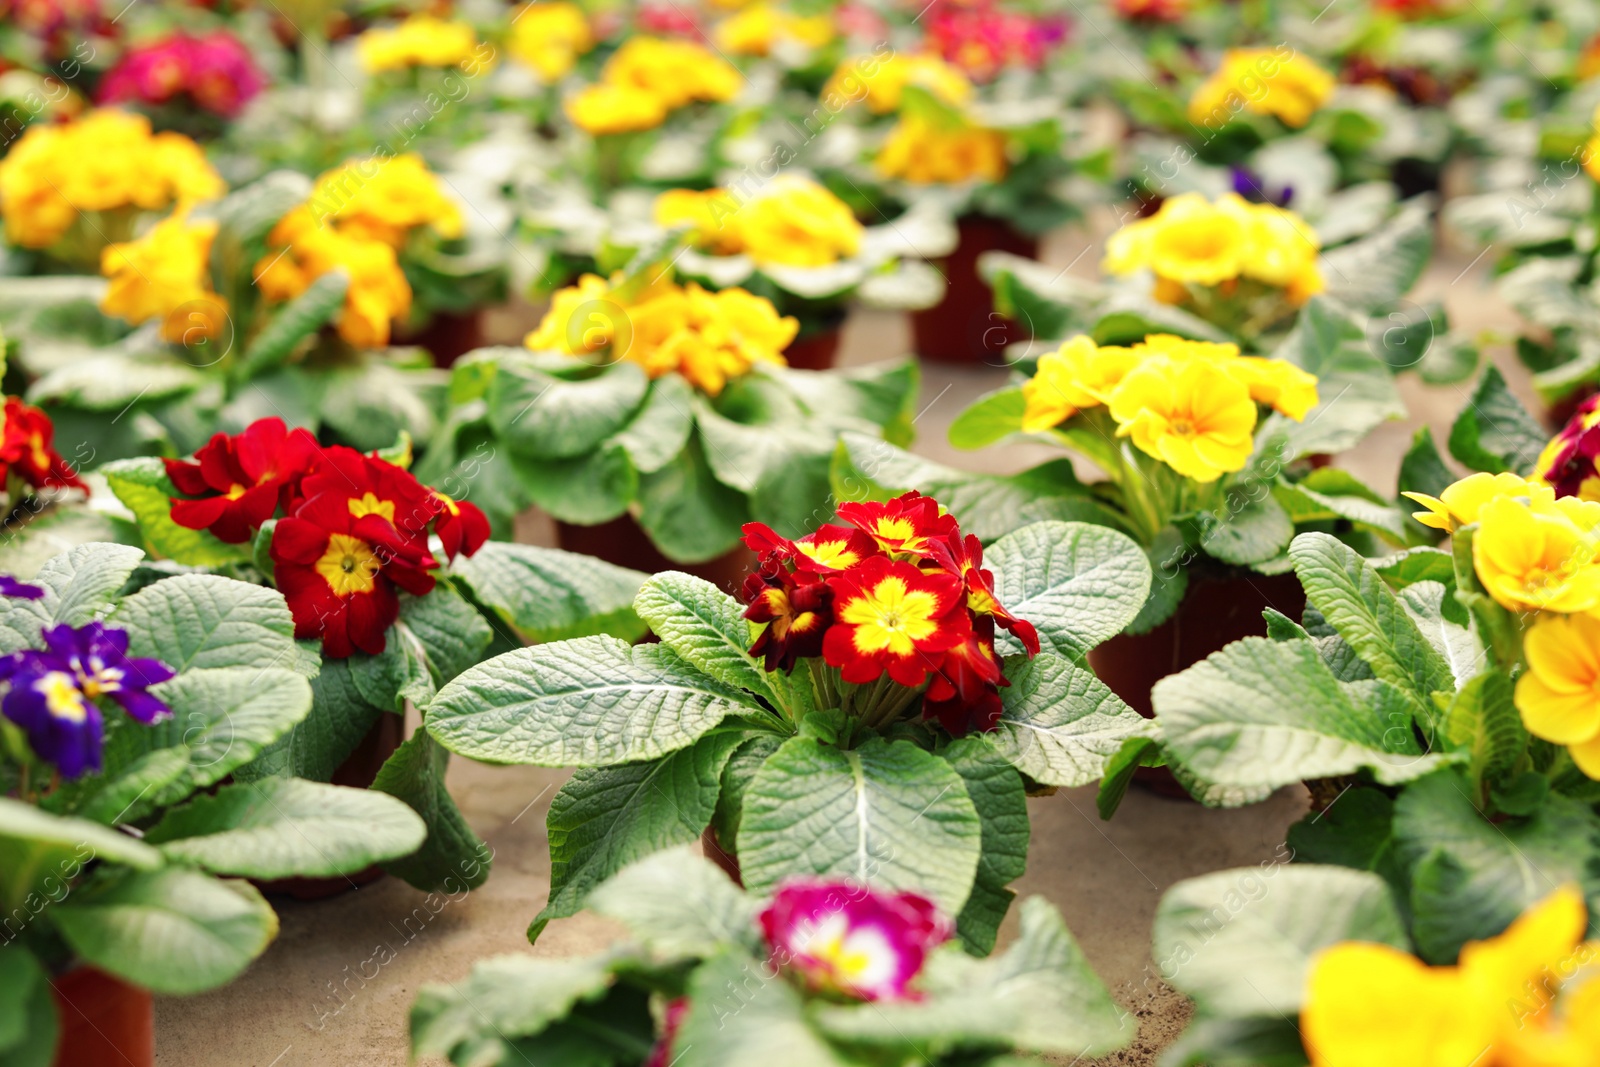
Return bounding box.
[1540,394,1600,501]
[100,32,266,118]
[642,997,689,1067]
[924,0,1068,82]
[759,881,951,1002]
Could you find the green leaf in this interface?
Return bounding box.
[349,634,435,713]
[489,359,649,460]
[982,251,1096,340]
[635,434,751,563]
[712,733,784,844]
[586,845,761,960]
[0,543,144,653]
[1289,533,1454,706]
[52,868,277,995]
[0,948,52,1066]
[450,541,647,645]
[69,747,192,826]
[1319,202,1432,312]
[812,896,1130,1059]
[532,731,744,940]
[946,737,1029,956]
[1285,787,1401,888]
[236,271,348,382]
[317,359,437,454]
[28,352,201,411]
[1095,734,1165,820]
[676,951,853,1067]
[948,387,1026,450]
[1154,637,1455,800]
[143,777,426,878]
[1197,491,1295,566]
[1442,669,1525,793]
[370,730,492,893]
[1160,1013,1307,1067]
[984,521,1152,658]
[103,458,249,569]
[0,797,162,914]
[1398,428,1456,502]
[239,658,381,782]
[425,637,757,767]
[1372,548,1456,590]
[134,666,315,793]
[611,373,694,474]
[1394,768,1600,963]
[737,736,982,917]
[632,572,777,707]
[1153,865,1407,1018]
[397,584,494,687]
[514,442,638,525]
[990,653,1153,788]
[1447,365,1546,475]
[110,574,297,672]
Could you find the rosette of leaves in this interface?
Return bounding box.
[422,520,1155,954]
[0,542,432,1064]
[33,459,652,894]
[416,347,921,563]
[842,298,1443,633]
[1133,530,1600,973]
[0,169,499,464]
[410,847,1133,1067]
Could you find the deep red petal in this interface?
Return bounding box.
[270,517,331,565]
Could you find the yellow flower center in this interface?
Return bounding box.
[839,576,941,657]
[797,540,861,570]
[225,482,247,500]
[348,491,396,523]
[315,534,381,596]
[38,671,89,722]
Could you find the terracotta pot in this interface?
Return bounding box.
[784,327,842,371]
[909,215,1039,365]
[1088,571,1306,799]
[700,826,743,886]
[556,515,756,598]
[399,309,487,368]
[255,712,406,900]
[50,966,153,1067]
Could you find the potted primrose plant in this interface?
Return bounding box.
[410,847,1134,1067]
[417,254,920,589]
[424,492,1155,955]
[74,415,649,898]
[0,541,430,1067]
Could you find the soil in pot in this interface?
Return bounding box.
[556,515,756,597]
[255,711,406,900]
[910,215,1038,365]
[1088,570,1306,799]
[51,966,153,1067]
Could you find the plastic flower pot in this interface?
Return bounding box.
[399,309,488,368]
[255,711,406,900]
[556,515,757,596]
[51,966,153,1067]
[783,322,844,372]
[700,826,743,886]
[910,215,1038,365]
[1087,570,1306,799]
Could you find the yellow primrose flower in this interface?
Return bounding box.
[1020,336,1137,432]
[99,211,227,345]
[0,110,222,249]
[1304,887,1595,1067]
[307,154,463,247]
[655,188,744,255]
[829,53,972,114]
[1472,493,1600,614]
[507,3,594,83]
[715,3,836,56]
[255,205,412,349]
[566,82,669,135]
[1229,357,1320,420]
[1515,614,1600,778]
[1403,472,1554,532]
[737,177,862,268]
[1189,48,1335,130]
[875,115,1008,185]
[603,37,742,111]
[357,15,481,73]
[1108,352,1258,482]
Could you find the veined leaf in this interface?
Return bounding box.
[632,572,777,707]
[111,574,297,672]
[449,542,647,644]
[372,730,493,893]
[985,521,1151,658]
[103,459,249,569]
[990,653,1153,788]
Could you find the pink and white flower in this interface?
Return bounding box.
[759,881,951,1002]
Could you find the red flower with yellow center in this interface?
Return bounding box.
[1,398,87,494]
[929,533,1041,655]
[742,521,880,576]
[743,570,831,672]
[431,491,491,561]
[823,557,970,686]
[296,445,440,543]
[270,492,437,657]
[837,492,958,560]
[166,417,319,543]
[923,616,1007,736]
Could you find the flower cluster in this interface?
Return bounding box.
[164,417,490,657]
[1535,393,1600,501]
[1188,47,1335,130]
[713,3,835,57]
[0,622,174,779]
[1405,472,1600,778]
[99,31,266,118]
[507,2,595,82]
[99,211,228,346]
[0,110,223,250]
[1103,192,1324,309]
[654,176,864,268]
[828,54,972,115]
[526,272,796,395]
[922,0,1067,82]
[876,114,1009,184]
[253,155,457,349]
[1303,887,1600,1067]
[565,36,742,135]
[740,491,1040,735]
[759,881,950,1002]
[1,397,88,496]
[358,15,483,74]
[1022,334,1319,482]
